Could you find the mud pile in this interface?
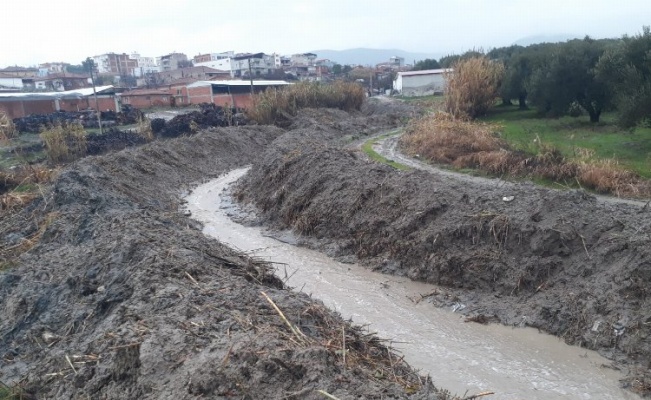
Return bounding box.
[85,128,149,155]
[158,104,247,138]
[13,107,143,134]
[0,124,445,398]
[235,110,651,391]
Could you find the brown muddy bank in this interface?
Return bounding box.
[0,123,446,398]
[234,109,651,393]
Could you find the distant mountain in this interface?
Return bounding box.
[512,34,579,47]
[308,48,442,66]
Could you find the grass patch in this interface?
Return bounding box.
[482,106,651,178]
[362,131,410,171]
[402,112,651,198]
[40,122,87,164]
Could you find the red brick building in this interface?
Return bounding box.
[119,88,172,108]
[0,86,118,118]
[185,80,291,109]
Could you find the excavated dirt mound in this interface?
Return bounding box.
[85,128,149,155]
[0,124,447,399]
[158,104,247,138]
[234,110,651,393]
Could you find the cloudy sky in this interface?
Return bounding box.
[2,0,650,67]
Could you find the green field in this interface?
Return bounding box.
[482,106,651,178]
[361,130,410,171]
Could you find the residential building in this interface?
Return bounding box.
[0,66,39,78]
[231,53,276,78]
[193,51,234,64]
[376,56,407,71]
[0,73,25,91]
[130,53,160,77]
[92,53,138,76]
[194,59,234,77]
[390,56,405,68]
[157,52,189,72]
[33,73,90,92]
[38,62,70,76]
[290,53,317,66]
[150,66,230,85]
[393,68,452,96]
[315,59,334,69]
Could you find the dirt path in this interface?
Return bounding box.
[374,133,648,208]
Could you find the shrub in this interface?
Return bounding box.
[40,122,87,164]
[445,57,504,119]
[248,81,366,125]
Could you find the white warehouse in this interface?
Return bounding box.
[393,68,452,97]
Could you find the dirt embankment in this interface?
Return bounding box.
[0,123,446,399]
[235,108,651,393]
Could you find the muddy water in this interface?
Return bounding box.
[186,168,638,400]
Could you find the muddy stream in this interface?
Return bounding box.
[186,167,638,400]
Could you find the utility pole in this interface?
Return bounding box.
[248,58,254,95]
[84,57,103,135]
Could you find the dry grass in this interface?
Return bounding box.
[40,122,87,164]
[260,295,451,397]
[445,57,504,120]
[402,112,651,197]
[403,112,505,164]
[136,117,154,142]
[0,165,57,195]
[0,112,17,141]
[248,81,366,125]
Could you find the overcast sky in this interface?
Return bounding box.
[3,0,650,67]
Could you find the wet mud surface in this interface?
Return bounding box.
[2,98,650,398]
[0,116,447,398]
[189,167,639,399]
[234,101,651,395]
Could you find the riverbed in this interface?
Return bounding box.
[186,167,638,400]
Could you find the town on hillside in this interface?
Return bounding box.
[0,51,448,118]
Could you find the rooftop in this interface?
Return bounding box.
[397,68,453,77]
[187,80,291,88]
[0,85,115,99]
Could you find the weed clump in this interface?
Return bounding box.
[248,81,366,125]
[444,57,504,119]
[136,117,154,142]
[0,111,17,141]
[402,112,505,164]
[40,122,87,164]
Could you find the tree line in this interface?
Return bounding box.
[419,27,651,126]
